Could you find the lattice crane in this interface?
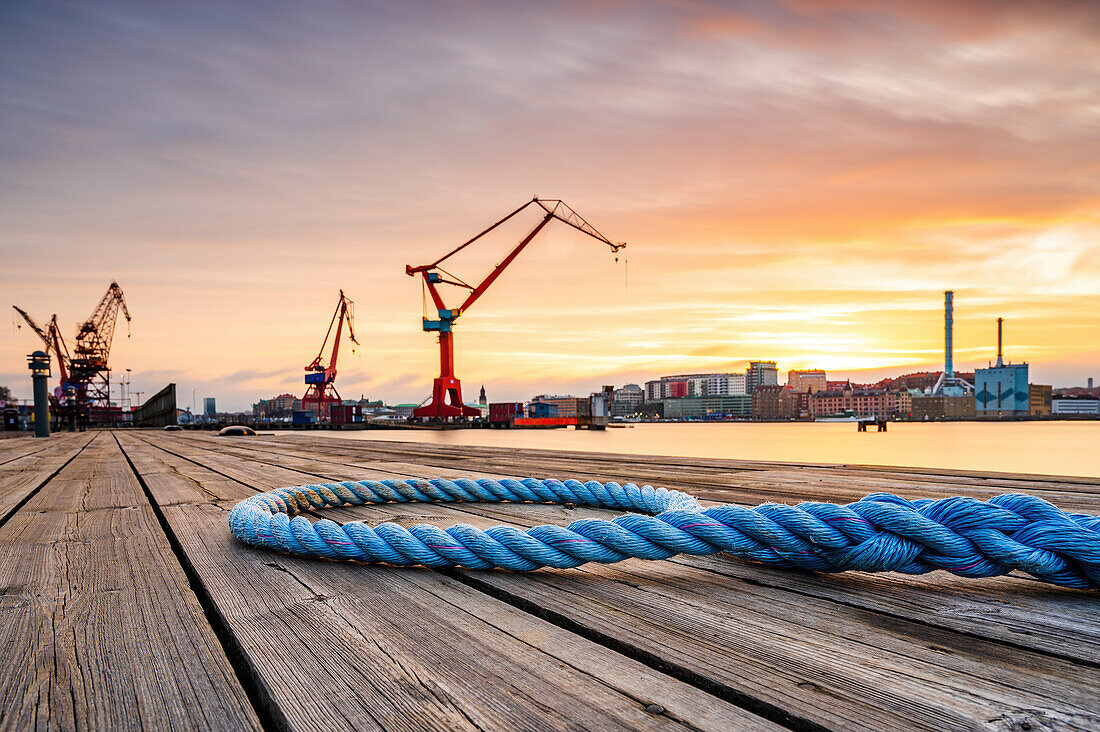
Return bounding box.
[68,281,131,421]
[405,197,625,420]
[302,290,359,420]
[14,282,130,425]
[12,307,71,388]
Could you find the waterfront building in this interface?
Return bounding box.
[786,370,826,394]
[975,363,1029,416]
[272,393,298,413]
[746,361,778,393]
[793,390,811,419]
[1029,385,1052,417]
[666,380,688,398]
[203,397,216,418]
[896,389,923,419]
[910,394,976,420]
[530,395,592,418]
[646,372,749,400]
[810,387,897,418]
[612,384,644,406]
[528,402,558,418]
[752,385,795,420]
[1052,396,1099,415]
[644,380,666,401]
[662,395,751,420]
[611,384,644,417]
[686,376,709,397]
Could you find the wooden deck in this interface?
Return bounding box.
[1,430,1097,731]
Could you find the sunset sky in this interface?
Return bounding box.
[2,1,1098,410]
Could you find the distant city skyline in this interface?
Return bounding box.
[2,1,1098,411]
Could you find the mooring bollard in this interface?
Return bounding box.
[27,350,51,438]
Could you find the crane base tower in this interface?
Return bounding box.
[415,377,481,419]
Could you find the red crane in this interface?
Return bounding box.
[405,197,625,420]
[12,308,71,388]
[13,281,130,425]
[71,281,131,422]
[302,290,359,421]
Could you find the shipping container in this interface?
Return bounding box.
[489,402,524,422]
[330,404,364,425]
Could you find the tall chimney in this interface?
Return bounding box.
[944,290,954,379]
[996,317,1003,368]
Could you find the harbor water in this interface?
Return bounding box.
[288,421,1100,479]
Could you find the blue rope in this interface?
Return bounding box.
[227,477,1100,589]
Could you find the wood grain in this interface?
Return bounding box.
[118,432,780,732]
[0,435,260,730]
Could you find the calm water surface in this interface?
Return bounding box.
[289,421,1100,478]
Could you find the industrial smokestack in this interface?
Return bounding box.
[944,290,954,379]
[996,317,1004,367]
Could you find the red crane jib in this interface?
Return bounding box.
[405,198,625,421]
[301,290,358,421]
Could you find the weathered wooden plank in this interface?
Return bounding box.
[138,435,1100,669]
[0,436,49,464]
[118,432,780,731]
[219,452,1099,732]
[0,436,261,731]
[0,433,94,522]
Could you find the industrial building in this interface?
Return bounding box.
[933,291,973,397]
[974,319,1029,416]
[975,365,1029,415]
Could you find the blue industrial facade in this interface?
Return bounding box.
[974,363,1029,415]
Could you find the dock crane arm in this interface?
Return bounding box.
[306,289,358,379]
[13,307,71,384]
[403,197,625,420]
[406,197,625,320]
[76,281,131,367]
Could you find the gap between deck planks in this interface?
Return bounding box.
[130,431,1100,732]
[116,432,782,732]
[0,433,260,731]
[145,430,1100,665]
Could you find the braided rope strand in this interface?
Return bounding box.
[227,477,1100,589]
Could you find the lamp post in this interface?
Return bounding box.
[27,350,50,438]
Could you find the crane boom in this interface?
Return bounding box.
[301,290,359,421]
[13,307,70,384]
[76,281,130,366]
[405,197,625,420]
